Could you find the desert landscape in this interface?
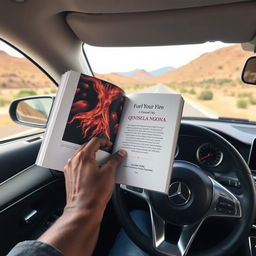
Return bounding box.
[1,44,256,139]
[97,44,256,120]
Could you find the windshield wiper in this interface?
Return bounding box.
[183,116,255,124]
[218,117,250,123]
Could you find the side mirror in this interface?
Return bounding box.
[9,96,55,128]
[242,56,256,85]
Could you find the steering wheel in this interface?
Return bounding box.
[112,123,256,256]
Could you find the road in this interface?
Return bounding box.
[0,84,216,140]
[141,84,217,118]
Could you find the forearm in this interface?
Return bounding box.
[38,207,104,256]
[37,139,126,256]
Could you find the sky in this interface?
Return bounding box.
[0,41,23,58]
[0,40,234,74]
[84,41,234,74]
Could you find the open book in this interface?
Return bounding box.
[36,71,184,193]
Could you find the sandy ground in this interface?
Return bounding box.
[184,90,256,121]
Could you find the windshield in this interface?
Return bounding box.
[84,42,256,123]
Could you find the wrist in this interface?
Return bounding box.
[64,194,108,219]
[63,204,105,225]
[39,204,103,256]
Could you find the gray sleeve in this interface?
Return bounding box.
[7,240,63,256]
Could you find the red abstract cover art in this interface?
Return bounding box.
[62,75,125,152]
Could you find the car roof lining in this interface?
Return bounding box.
[1,0,256,81]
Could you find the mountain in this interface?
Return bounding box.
[117,70,136,77]
[0,50,8,56]
[95,72,137,86]
[149,66,174,76]
[129,69,152,82]
[148,44,252,84]
[118,67,174,77]
[117,69,152,82]
[0,49,137,89]
[0,50,52,89]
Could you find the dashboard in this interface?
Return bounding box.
[176,135,226,169]
[177,119,256,192]
[175,134,243,191]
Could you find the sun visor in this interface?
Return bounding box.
[242,36,256,52]
[66,2,256,47]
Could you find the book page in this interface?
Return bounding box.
[113,93,183,193]
[62,74,125,151]
[36,71,125,171]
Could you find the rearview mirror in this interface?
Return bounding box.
[242,56,256,85]
[9,96,55,128]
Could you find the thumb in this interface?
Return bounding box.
[103,149,127,170]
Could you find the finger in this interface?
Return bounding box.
[81,137,111,159]
[72,139,96,158]
[72,142,89,158]
[73,137,112,159]
[103,149,127,170]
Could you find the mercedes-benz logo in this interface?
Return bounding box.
[168,181,191,206]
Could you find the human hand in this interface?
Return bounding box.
[38,137,126,256]
[64,137,127,216]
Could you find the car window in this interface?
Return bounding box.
[0,40,57,142]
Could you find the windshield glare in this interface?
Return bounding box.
[84,42,256,123]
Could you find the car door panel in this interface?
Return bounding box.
[0,166,54,209]
[0,136,66,255]
[0,176,65,255]
[0,135,42,183]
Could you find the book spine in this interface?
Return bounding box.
[36,71,70,166]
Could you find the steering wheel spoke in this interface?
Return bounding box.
[120,184,149,201]
[149,204,204,256]
[178,221,205,256]
[208,177,242,218]
[149,206,165,248]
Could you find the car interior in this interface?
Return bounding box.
[2,1,256,256]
